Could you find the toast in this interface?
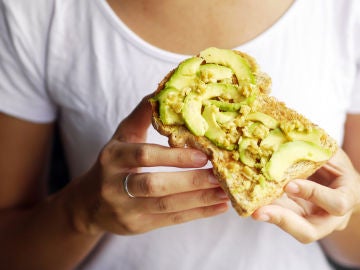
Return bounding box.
[149,47,338,216]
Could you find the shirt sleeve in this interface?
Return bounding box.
[0,0,57,123]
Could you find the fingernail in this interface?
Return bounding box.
[191,152,208,164]
[285,182,300,194]
[208,174,219,185]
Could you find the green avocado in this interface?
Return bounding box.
[202,83,243,101]
[198,63,234,83]
[157,87,184,125]
[165,57,203,90]
[215,111,238,124]
[208,100,244,112]
[202,105,234,149]
[182,92,208,136]
[246,112,279,129]
[199,47,255,84]
[208,93,256,112]
[182,83,243,136]
[264,141,332,182]
[239,138,258,167]
[286,128,323,145]
[260,128,287,151]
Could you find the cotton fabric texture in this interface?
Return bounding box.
[0,0,359,269]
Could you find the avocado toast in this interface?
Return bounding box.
[149,47,338,216]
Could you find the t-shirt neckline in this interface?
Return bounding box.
[95,0,300,63]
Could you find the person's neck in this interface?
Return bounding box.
[107,0,294,55]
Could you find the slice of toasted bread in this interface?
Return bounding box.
[149,47,337,216]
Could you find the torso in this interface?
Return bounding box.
[107,0,294,54]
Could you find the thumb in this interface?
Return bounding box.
[114,95,153,142]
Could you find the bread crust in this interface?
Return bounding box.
[149,50,338,216]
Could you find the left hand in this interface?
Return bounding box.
[252,148,360,243]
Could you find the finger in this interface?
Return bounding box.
[269,194,307,216]
[114,95,153,142]
[125,169,220,197]
[284,180,353,216]
[140,187,229,213]
[252,205,319,243]
[146,203,229,230]
[106,141,208,168]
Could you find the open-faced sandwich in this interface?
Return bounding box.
[149,47,338,216]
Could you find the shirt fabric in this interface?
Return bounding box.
[0,0,359,269]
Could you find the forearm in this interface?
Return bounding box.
[320,208,360,268]
[0,182,103,270]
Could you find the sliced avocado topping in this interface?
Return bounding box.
[198,63,234,83]
[182,92,208,136]
[246,112,279,129]
[157,87,184,125]
[260,128,287,151]
[182,83,244,136]
[215,111,238,124]
[202,105,234,149]
[202,83,243,101]
[208,100,244,112]
[239,138,258,167]
[165,57,203,90]
[155,47,333,187]
[199,47,255,84]
[286,128,322,145]
[264,141,332,182]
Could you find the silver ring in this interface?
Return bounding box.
[123,173,136,198]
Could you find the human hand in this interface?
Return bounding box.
[70,96,229,236]
[252,148,360,243]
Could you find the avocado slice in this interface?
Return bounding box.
[239,138,258,167]
[260,128,287,151]
[264,141,332,182]
[182,83,244,136]
[246,112,279,129]
[208,93,256,112]
[157,87,185,125]
[215,111,238,124]
[199,47,255,84]
[286,128,323,145]
[208,100,244,112]
[202,83,243,101]
[165,57,203,90]
[182,93,208,136]
[202,105,235,150]
[198,63,234,83]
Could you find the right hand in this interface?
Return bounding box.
[68,96,229,236]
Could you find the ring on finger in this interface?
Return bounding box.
[123,173,136,198]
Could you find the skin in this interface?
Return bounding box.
[0,0,359,269]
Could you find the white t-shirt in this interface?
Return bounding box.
[0,0,359,269]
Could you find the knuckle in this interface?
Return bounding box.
[199,190,212,205]
[156,197,171,212]
[200,206,217,218]
[134,145,150,165]
[100,182,115,199]
[98,142,115,166]
[334,194,350,216]
[170,213,184,224]
[138,174,154,196]
[191,174,202,188]
[138,174,157,196]
[118,214,143,235]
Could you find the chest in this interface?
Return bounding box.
[107,0,295,55]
